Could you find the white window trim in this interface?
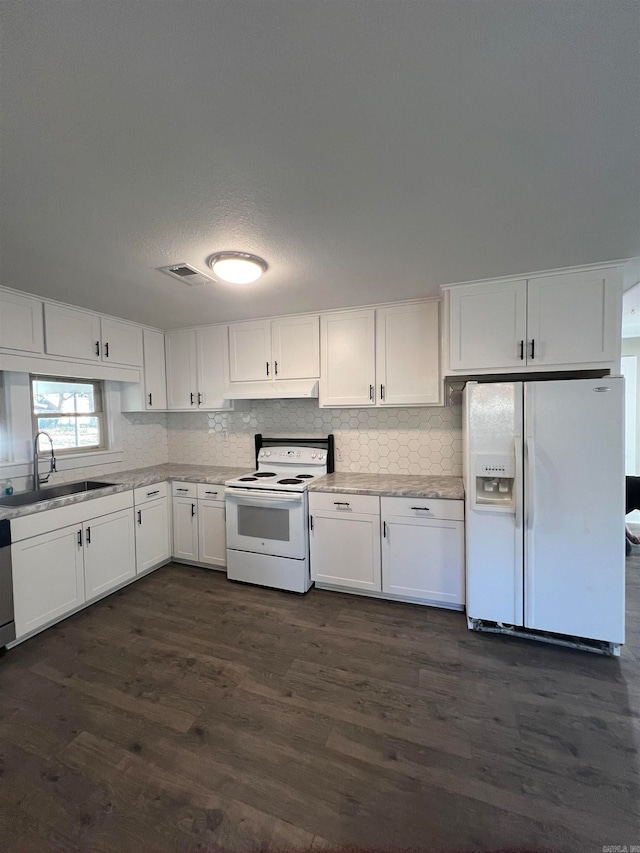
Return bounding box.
[0,373,124,477]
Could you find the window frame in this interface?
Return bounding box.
[30,375,107,456]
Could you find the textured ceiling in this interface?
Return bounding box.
[1,0,639,329]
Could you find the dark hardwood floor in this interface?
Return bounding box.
[1,556,639,853]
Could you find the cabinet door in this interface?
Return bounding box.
[100,318,143,367]
[272,314,320,379]
[165,329,197,409]
[228,319,272,382]
[44,303,101,361]
[448,280,527,371]
[172,496,198,561]
[526,269,620,367]
[320,310,376,407]
[382,516,464,606]
[196,326,232,410]
[197,499,226,569]
[143,328,167,409]
[135,498,171,573]
[0,290,44,353]
[84,510,136,600]
[12,524,85,638]
[376,302,441,406]
[310,511,381,591]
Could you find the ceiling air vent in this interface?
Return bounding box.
[159,264,214,286]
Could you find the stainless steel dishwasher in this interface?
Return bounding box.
[0,520,15,647]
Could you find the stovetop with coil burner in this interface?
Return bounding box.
[224,435,334,493]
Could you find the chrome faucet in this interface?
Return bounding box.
[33,431,57,491]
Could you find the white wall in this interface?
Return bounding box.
[167,399,462,476]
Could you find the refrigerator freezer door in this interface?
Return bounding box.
[524,378,625,644]
[464,382,524,625]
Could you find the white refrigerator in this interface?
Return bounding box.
[463,377,625,652]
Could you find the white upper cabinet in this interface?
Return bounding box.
[100,317,143,367]
[166,329,197,409]
[376,301,441,406]
[320,302,441,407]
[320,309,376,406]
[448,279,528,371]
[0,290,44,353]
[166,326,232,410]
[271,314,320,379]
[227,315,320,384]
[228,319,272,382]
[143,328,167,409]
[44,303,102,361]
[445,267,622,374]
[526,269,620,367]
[196,325,232,409]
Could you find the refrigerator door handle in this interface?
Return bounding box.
[514,437,523,528]
[525,436,535,530]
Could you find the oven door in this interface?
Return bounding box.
[225,488,307,559]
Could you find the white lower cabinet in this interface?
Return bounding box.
[172,495,199,561]
[309,492,465,609]
[135,485,171,574]
[172,481,226,568]
[84,509,136,600]
[198,499,226,568]
[381,498,465,607]
[12,524,86,638]
[12,496,137,640]
[309,493,381,591]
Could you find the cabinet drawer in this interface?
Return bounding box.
[11,490,133,542]
[134,482,168,505]
[172,481,197,499]
[196,483,224,501]
[381,496,463,521]
[309,492,380,515]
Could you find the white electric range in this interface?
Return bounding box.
[225,435,334,592]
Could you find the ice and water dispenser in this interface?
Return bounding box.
[473,454,516,510]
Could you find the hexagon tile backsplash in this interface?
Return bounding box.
[167,399,462,476]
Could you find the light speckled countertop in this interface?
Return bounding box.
[307,472,464,500]
[0,465,464,522]
[0,463,253,521]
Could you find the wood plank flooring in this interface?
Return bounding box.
[1,557,639,852]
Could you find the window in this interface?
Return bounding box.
[31,376,106,454]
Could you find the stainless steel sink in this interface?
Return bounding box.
[0,481,117,508]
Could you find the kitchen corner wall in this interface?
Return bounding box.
[167,399,462,475]
[51,412,169,485]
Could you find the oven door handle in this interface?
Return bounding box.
[225,487,305,505]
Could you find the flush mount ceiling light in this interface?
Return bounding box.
[206,252,268,284]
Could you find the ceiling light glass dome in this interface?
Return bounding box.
[206,252,267,284]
